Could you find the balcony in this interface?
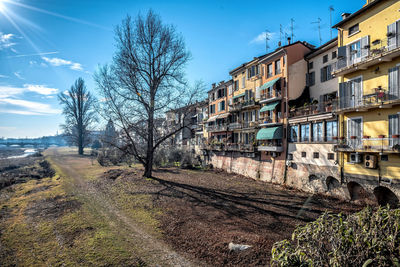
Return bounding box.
[259,91,282,104]
[207,124,228,132]
[229,102,243,112]
[257,141,283,152]
[241,99,259,109]
[289,101,336,118]
[335,135,400,153]
[332,34,400,76]
[258,117,282,127]
[229,122,242,130]
[336,88,400,112]
[241,121,259,129]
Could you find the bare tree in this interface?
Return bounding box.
[95,10,204,177]
[59,77,97,155]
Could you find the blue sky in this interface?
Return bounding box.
[0,0,363,138]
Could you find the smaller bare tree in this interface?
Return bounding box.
[58,77,97,155]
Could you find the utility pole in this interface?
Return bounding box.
[265,29,270,53]
[329,6,335,39]
[311,18,322,45]
[290,18,295,41]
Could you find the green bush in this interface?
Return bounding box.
[271,206,400,267]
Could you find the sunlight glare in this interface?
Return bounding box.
[0,1,6,12]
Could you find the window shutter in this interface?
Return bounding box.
[319,94,324,111]
[327,64,332,80]
[320,68,324,83]
[245,90,249,101]
[389,66,399,100]
[360,35,370,60]
[306,73,310,86]
[339,82,345,109]
[388,22,397,51]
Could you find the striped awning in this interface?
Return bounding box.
[256,126,283,140]
[260,77,280,91]
[259,101,280,112]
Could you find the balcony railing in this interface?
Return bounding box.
[336,88,400,111]
[336,136,400,152]
[332,33,400,74]
[260,91,282,102]
[207,124,228,132]
[289,100,337,118]
[229,102,243,112]
[242,99,257,108]
[229,122,242,130]
[241,121,258,129]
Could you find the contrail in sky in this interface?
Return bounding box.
[7,51,59,58]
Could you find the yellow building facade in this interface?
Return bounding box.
[333,0,400,204]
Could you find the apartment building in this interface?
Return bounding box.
[287,38,342,195]
[228,57,263,155]
[333,0,400,205]
[206,80,233,149]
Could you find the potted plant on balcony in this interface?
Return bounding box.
[378,135,385,138]
[363,135,370,139]
[392,134,400,138]
[325,103,332,112]
[350,136,357,139]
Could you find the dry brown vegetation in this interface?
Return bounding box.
[0,148,364,266]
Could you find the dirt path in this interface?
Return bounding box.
[47,148,197,267]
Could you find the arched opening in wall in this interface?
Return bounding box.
[309,175,318,182]
[326,176,340,191]
[373,186,399,208]
[347,181,369,201]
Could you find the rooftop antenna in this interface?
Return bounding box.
[329,6,335,39]
[290,18,295,41]
[284,32,288,45]
[311,18,322,45]
[279,24,283,46]
[265,29,270,53]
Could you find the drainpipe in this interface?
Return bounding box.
[283,50,289,185]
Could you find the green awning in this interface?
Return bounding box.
[259,101,280,112]
[256,126,283,140]
[260,77,280,91]
[233,93,245,99]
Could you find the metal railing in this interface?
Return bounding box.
[260,91,282,101]
[207,124,228,132]
[289,100,337,118]
[336,88,400,111]
[332,33,400,73]
[229,122,242,130]
[336,136,400,152]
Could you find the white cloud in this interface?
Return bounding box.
[42,56,83,71]
[24,84,58,95]
[0,33,17,50]
[0,84,60,115]
[250,31,277,44]
[0,98,61,115]
[14,71,25,80]
[0,74,9,78]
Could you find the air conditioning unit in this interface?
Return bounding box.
[365,154,377,169]
[350,153,362,163]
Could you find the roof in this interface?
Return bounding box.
[229,41,315,75]
[305,37,338,60]
[332,0,384,28]
[207,79,233,93]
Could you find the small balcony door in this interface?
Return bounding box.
[389,114,399,146]
[389,66,400,100]
[350,77,362,108]
[347,117,362,149]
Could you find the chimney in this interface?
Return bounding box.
[278,41,282,47]
[341,13,351,20]
[212,83,216,88]
[287,37,291,45]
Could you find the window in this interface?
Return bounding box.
[288,153,293,160]
[320,65,333,83]
[234,80,239,91]
[389,114,400,146]
[218,101,225,112]
[328,153,335,160]
[241,77,245,88]
[290,125,299,142]
[308,62,314,69]
[217,88,225,98]
[275,59,281,74]
[267,63,273,77]
[332,51,337,59]
[349,40,361,63]
[228,85,232,95]
[313,152,319,159]
[307,72,315,86]
[323,55,328,63]
[348,24,359,36]
[301,152,307,158]
[312,122,323,142]
[326,121,338,141]
[301,124,310,142]
[209,104,215,114]
[381,155,389,161]
[347,117,363,148]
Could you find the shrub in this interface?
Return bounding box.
[271,206,400,267]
